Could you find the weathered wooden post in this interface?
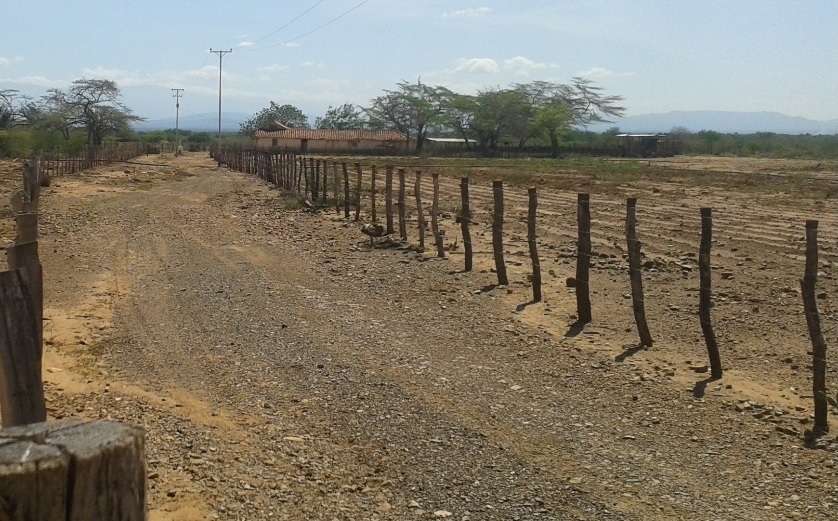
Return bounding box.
[431,172,445,258]
[342,163,350,218]
[492,180,508,285]
[398,168,407,241]
[576,194,592,323]
[460,177,473,272]
[414,171,426,251]
[333,162,340,213]
[302,157,310,199]
[370,165,378,222]
[699,207,722,378]
[354,163,363,221]
[0,269,46,427]
[527,187,541,302]
[0,420,147,520]
[317,159,325,204]
[626,198,653,346]
[800,220,828,433]
[385,166,395,234]
[309,157,317,202]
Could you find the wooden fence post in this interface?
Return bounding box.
[370,165,378,222]
[333,162,340,214]
[309,157,317,202]
[527,187,541,302]
[626,198,653,346]
[492,180,508,285]
[0,420,146,520]
[342,163,350,218]
[398,168,407,241]
[431,173,444,258]
[354,163,363,221]
[800,220,828,433]
[0,269,46,427]
[385,166,395,234]
[699,207,722,378]
[460,178,473,272]
[576,193,592,323]
[317,160,325,204]
[414,171,425,252]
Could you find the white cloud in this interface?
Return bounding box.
[0,57,9,66]
[578,66,613,79]
[442,7,490,19]
[503,56,549,77]
[284,42,300,48]
[237,41,254,48]
[301,61,325,69]
[453,58,499,74]
[0,75,63,88]
[257,64,289,73]
[184,66,220,82]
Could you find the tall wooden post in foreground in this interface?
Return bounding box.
[699,207,722,378]
[527,187,541,302]
[575,194,592,323]
[460,178,473,272]
[492,180,508,285]
[0,420,147,520]
[626,198,653,346]
[370,165,378,222]
[800,220,828,433]
[342,163,350,218]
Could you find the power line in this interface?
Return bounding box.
[257,0,369,51]
[171,88,184,151]
[252,0,326,44]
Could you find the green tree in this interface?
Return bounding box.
[315,103,366,129]
[0,89,34,129]
[532,103,573,158]
[40,79,142,145]
[366,80,453,152]
[240,102,309,133]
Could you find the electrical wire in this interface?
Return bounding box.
[251,0,326,44]
[256,0,369,51]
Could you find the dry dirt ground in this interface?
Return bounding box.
[0,153,836,520]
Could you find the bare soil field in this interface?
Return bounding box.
[0,153,835,520]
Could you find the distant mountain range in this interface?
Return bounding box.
[134,112,249,133]
[134,110,838,135]
[587,111,838,135]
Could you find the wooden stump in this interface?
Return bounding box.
[492,181,508,285]
[0,420,147,520]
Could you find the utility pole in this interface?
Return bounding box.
[171,88,184,154]
[209,49,232,140]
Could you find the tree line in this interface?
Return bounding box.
[239,77,625,157]
[0,79,141,157]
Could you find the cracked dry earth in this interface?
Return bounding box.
[2,153,836,520]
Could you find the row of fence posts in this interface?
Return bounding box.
[0,155,147,519]
[39,142,149,177]
[213,149,831,436]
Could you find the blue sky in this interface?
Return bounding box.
[2,0,836,124]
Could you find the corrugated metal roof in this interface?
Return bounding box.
[254,129,407,141]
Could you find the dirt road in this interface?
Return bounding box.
[10,153,835,520]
